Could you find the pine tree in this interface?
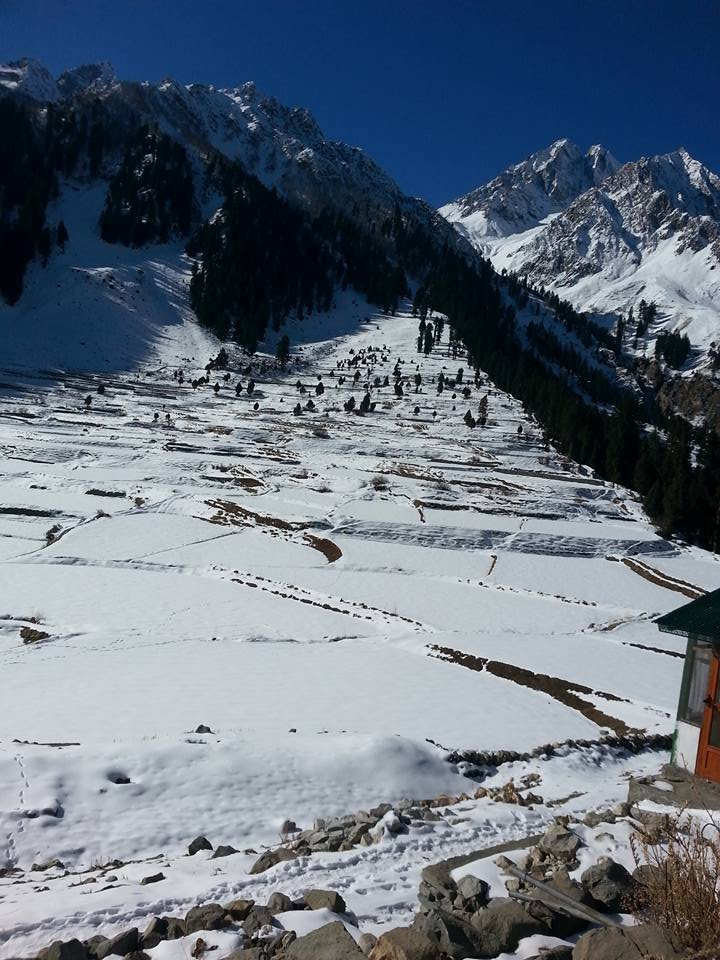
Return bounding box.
[275,334,290,368]
[57,220,69,251]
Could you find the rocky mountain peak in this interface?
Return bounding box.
[0,57,59,102]
[57,62,116,97]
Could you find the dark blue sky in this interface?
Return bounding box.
[2,0,718,205]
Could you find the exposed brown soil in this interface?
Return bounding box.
[206,499,306,532]
[303,534,342,563]
[428,642,638,736]
[619,557,705,599]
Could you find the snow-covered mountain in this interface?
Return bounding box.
[441,140,720,368]
[440,139,620,242]
[0,58,456,244]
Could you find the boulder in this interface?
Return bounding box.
[287,921,365,959]
[538,825,582,863]
[369,926,441,959]
[188,836,213,856]
[165,919,187,940]
[454,874,489,913]
[31,858,65,872]
[581,858,635,912]
[249,846,298,874]
[267,891,296,914]
[45,941,88,960]
[302,888,346,913]
[470,899,547,958]
[411,909,484,960]
[185,904,227,934]
[572,923,680,959]
[140,872,165,885]
[531,948,572,960]
[359,933,378,956]
[96,928,138,959]
[211,845,238,859]
[139,918,168,950]
[242,905,276,939]
[418,861,458,913]
[83,937,109,960]
[224,899,255,921]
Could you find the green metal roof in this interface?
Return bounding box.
[656,587,720,647]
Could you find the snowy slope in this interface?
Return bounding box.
[0,182,218,374]
[442,141,720,367]
[1,303,717,956]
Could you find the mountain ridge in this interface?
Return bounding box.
[441,139,720,370]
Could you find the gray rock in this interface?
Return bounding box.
[581,857,635,912]
[538,825,582,863]
[368,926,440,959]
[303,888,346,913]
[31,858,65,872]
[185,903,227,934]
[418,860,458,913]
[165,919,186,940]
[249,846,298,875]
[96,928,138,959]
[83,937,109,960]
[454,874,489,912]
[124,952,150,960]
[45,941,87,960]
[287,921,365,959]
[188,836,213,856]
[211,844,239,859]
[139,918,168,950]
[358,933,378,956]
[583,809,615,828]
[411,908,484,960]
[140,872,165,885]
[223,899,255,921]
[470,899,547,957]
[242,905,276,939]
[348,823,372,845]
[572,923,680,959]
[267,891,296,914]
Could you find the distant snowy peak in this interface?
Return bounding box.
[441,141,720,365]
[440,139,620,241]
[507,148,720,287]
[0,57,60,102]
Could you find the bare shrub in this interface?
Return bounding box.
[370,474,389,491]
[629,809,720,957]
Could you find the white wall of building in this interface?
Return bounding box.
[673,720,701,772]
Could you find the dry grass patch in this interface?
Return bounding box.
[630,810,720,958]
